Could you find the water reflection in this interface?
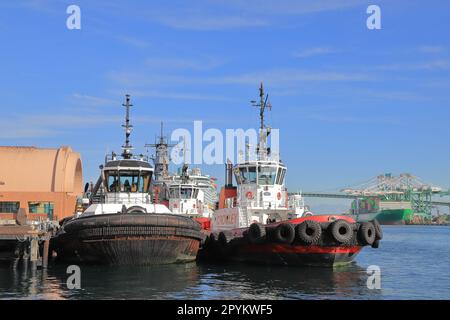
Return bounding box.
[1,260,378,300]
[2,226,449,300]
[193,262,380,300]
[49,263,201,299]
[0,262,67,300]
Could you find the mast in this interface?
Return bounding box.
[251,82,271,161]
[145,122,175,180]
[121,94,133,159]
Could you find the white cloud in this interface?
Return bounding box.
[305,114,400,125]
[293,47,336,58]
[72,93,116,107]
[108,68,373,88]
[108,0,366,31]
[125,90,229,101]
[0,127,56,139]
[378,60,450,71]
[418,46,445,54]
[144,57,224,70]
[0,114,121,139]
[114,35,151,48]
[158,16,268,31]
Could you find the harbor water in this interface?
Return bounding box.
[1,226,449,300]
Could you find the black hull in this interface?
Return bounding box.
[51,213,203,265]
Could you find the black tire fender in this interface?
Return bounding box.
[329,219,353,244]
[218,231,231,247]
[358,222,376,246]
[372,239,380,249]
[248,223,266,244]
[371,219,383,240]
[274,223,295,244]
[296,220,322,245]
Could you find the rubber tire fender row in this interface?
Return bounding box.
[248,223,266,244]
[273,223,295,244]
[371,219,383,240]
[218,231,231,247]
[295,220,322,245]
[329,219,353,244]
[204,233,216,249]
[358,222,376,246]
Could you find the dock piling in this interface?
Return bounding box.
[43,237,50,269]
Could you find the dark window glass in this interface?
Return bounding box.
[0,202,20,213]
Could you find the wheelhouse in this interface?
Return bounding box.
[169,184,200,200]
[234,161,287,186]
[103,159,153,194]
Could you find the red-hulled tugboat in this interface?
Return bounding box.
[199,84,382,267]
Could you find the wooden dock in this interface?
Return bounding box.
[0,214,52,270]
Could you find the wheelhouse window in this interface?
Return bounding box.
[180,187,193,199]
[193,188,199,198]
[0,201,20,213]
[276,168,286,185]
[169,187,180,198]
[105,170,152,193]
[106,170,120,192]
[258,166,277,185]
[234,168,243,184]
[137,172,152,193]
[240,166,257,184]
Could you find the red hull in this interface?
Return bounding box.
[199,215,373,267]
[234,243,362,267]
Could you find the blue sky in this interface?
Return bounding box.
[0,0,449,211]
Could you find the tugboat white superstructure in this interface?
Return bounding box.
[51,95,203,265]
[147,127,217,230]
[200,84,383,267]
[168,166,216,218]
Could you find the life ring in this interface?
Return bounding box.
[246,191,254,200]
[329,219,353,244]
[274,223,295,244]
[358,222,376,246]
[277,192,282,200]
[295,220,322,245]
[371,219,383,240]
[248,223,266,243]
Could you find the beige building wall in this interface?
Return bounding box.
[0,146,83,221]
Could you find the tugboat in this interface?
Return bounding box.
[167,164,217,230]
[146,127,217,231]
[288,193,313,219]
[51,95,203,265]
[200,84,382,267]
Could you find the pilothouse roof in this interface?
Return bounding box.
[104,159,153,170]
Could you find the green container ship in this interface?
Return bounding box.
[343,173,443,225]
[350,197,414,225]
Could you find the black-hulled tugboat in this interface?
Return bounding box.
[199,84,382,267]
[51,95,203,265]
